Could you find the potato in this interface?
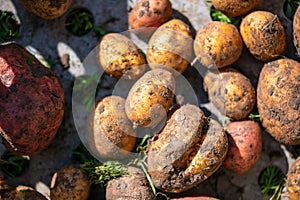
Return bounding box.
[0,185,47,200]
[257,58,300,145]
[106,167,156,200]
[212,0,262,17]
[293,5,300,56]
[88,96,136,160]
[194,21,243,69]
[147,19,193,74]
[240,11,287,61]
[285,156,300,200]
[222,120,262,174]
[172,197,219,200]
[97,33,146,80]
[128,0,172,30]
[20,0,72,20]
[147,104,228,193]
[203,68,256,120]
[125,69,175,127]
[50,164,91,200]
[0,42,64,155]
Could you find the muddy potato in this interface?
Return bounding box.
[223,120,262,174]
[97,33,146,80]
[88,96,136,159]
[257,58,300,145]
[0,185,47,200]
[106,167,156,200]
[50,164,91,200]
[240,11,287,61]
[204,68,256,120]
[212,0,262,17]
[125,69,175,127]
[293,6,300,56]
[0,43,64,156]
[147,19,193,74]
[147,104,228,193]
[20,0,72,20]
[128,0,172,30]
[194,21,243,69]
[285,156,300,200]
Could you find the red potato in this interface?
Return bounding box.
[223,120,262,174]
[0,43,64,156]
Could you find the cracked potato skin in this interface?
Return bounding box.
[147,104,228,193]
[194,21,243,69]
[97,33,146,80]
[88,96,136,160]
[0,43,64,156]
[20,0,72,20]
[286,157,300,200]
[212,0,262,17]
[147,19,193,74]
[240,11,287,61]
[204,68,256,120]
[257,58,300,145]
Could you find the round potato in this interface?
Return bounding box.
[88,96,136,160]
[20,0,72,20]
[194,21,243,69]
[212,0,262,17]
[0,185,47,200]
[240,11,287,61]
[257,58,300,145]
[293,5,300,56]
[50,164,91,200]
[147,19,193,74]
[222,120,262,174]
[125,69,175,127]
[97,33,146,80]
[204,68,256,120]
[128,0,172,30]
[285,157,300,200]
[147,104,228,193]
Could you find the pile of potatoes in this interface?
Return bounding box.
[87,0,300,198]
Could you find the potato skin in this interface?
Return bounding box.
[106,167,156,200]
[147,104,228,193]
[0,187,47,200]
[240,11,287,61]
[97,33,146,80]
[88,96,136,159]
[128,0,172,29]
[194,21,243,69]
[204,68,256,120]
[293,6,300,56]
[50,164,91,200]
[222,120,262,174]
[257,58,300,145]
[147,19,193,74]
[20,0,72,20]
[125,69,175,127]
[285,157,300,200]
[0,43,64,156]
[212,0,262,17]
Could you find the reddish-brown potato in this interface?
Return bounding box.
[223,120,262,174]
[293,5,300,56]
[212,0,262,17]
[194,21,243,69]
[0,43,64,156]
[240,11,287,61]
[285,157,300,200]
[257,58,300,145]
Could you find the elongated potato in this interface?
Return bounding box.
[97,33,146,80]
[88,96,136,159]
[194,21,243,69]
[204,68,256,120]
[147,19,193,74]
[257,58,300,145]
[212,0,262,17]
[147,104,228,193]
[240,11,287,61]
[125,69,175,127]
